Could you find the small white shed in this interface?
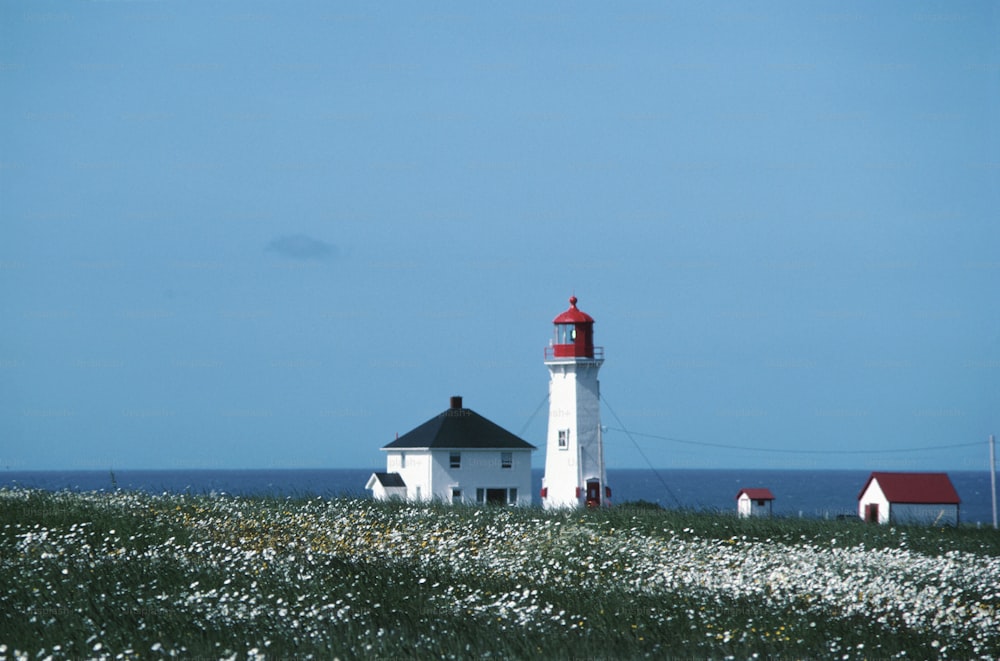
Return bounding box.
[857,472,960,526]
[736,488,774,518]
[365,472,407,500]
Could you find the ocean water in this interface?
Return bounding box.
[2,468,996,525]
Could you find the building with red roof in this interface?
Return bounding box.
[736,488,775,518]
[541,296,608,509]
[857,472,961,525]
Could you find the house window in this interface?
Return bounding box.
[756,499,766,507]
[452,488,462,504]
[501,452,512,469]
[399,453,406,469]
[474,488,518,506]
[558,429,569,450]
[450,452,461,469]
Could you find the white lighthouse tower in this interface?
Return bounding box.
[540,296,609,509]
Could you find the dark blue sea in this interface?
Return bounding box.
[1,469,996,526]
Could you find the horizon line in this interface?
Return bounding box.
[2,465,989,473]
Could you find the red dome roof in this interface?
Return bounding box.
[553,295,594,324]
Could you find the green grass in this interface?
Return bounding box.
[1,489,998,660]
[604,500,1000,556]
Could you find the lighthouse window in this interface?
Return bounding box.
[501,452,512,469]
[449,452,461,469]
[558,429,569,450]
[556,324,574,344]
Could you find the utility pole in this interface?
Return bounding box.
[598,422,606,506]
[990,434,997,530]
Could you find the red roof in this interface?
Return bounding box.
[736,488,774,501]
[553,296,594,324]
[858,472,960,505]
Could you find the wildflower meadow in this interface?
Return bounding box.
[1,487,998,659]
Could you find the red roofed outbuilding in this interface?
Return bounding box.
[736,488,775,518]
[858,472,961,525]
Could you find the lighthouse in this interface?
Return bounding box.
[540,296,609,509]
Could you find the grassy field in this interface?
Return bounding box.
[1,489,998,660]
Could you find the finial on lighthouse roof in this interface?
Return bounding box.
[553,295,594,324]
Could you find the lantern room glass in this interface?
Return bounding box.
[555,324,576,344]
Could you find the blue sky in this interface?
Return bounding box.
[2,1,998,472]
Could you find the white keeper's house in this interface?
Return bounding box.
[366,396,536,506]
[857,471,961,525]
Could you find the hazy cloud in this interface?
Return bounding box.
[266,234,338,261]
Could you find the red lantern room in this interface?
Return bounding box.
[546,296,602,359]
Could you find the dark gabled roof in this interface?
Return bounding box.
[858,472,960,505]
[371,472,406,488]
[736,488,774,501]
[382,404,536,451]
